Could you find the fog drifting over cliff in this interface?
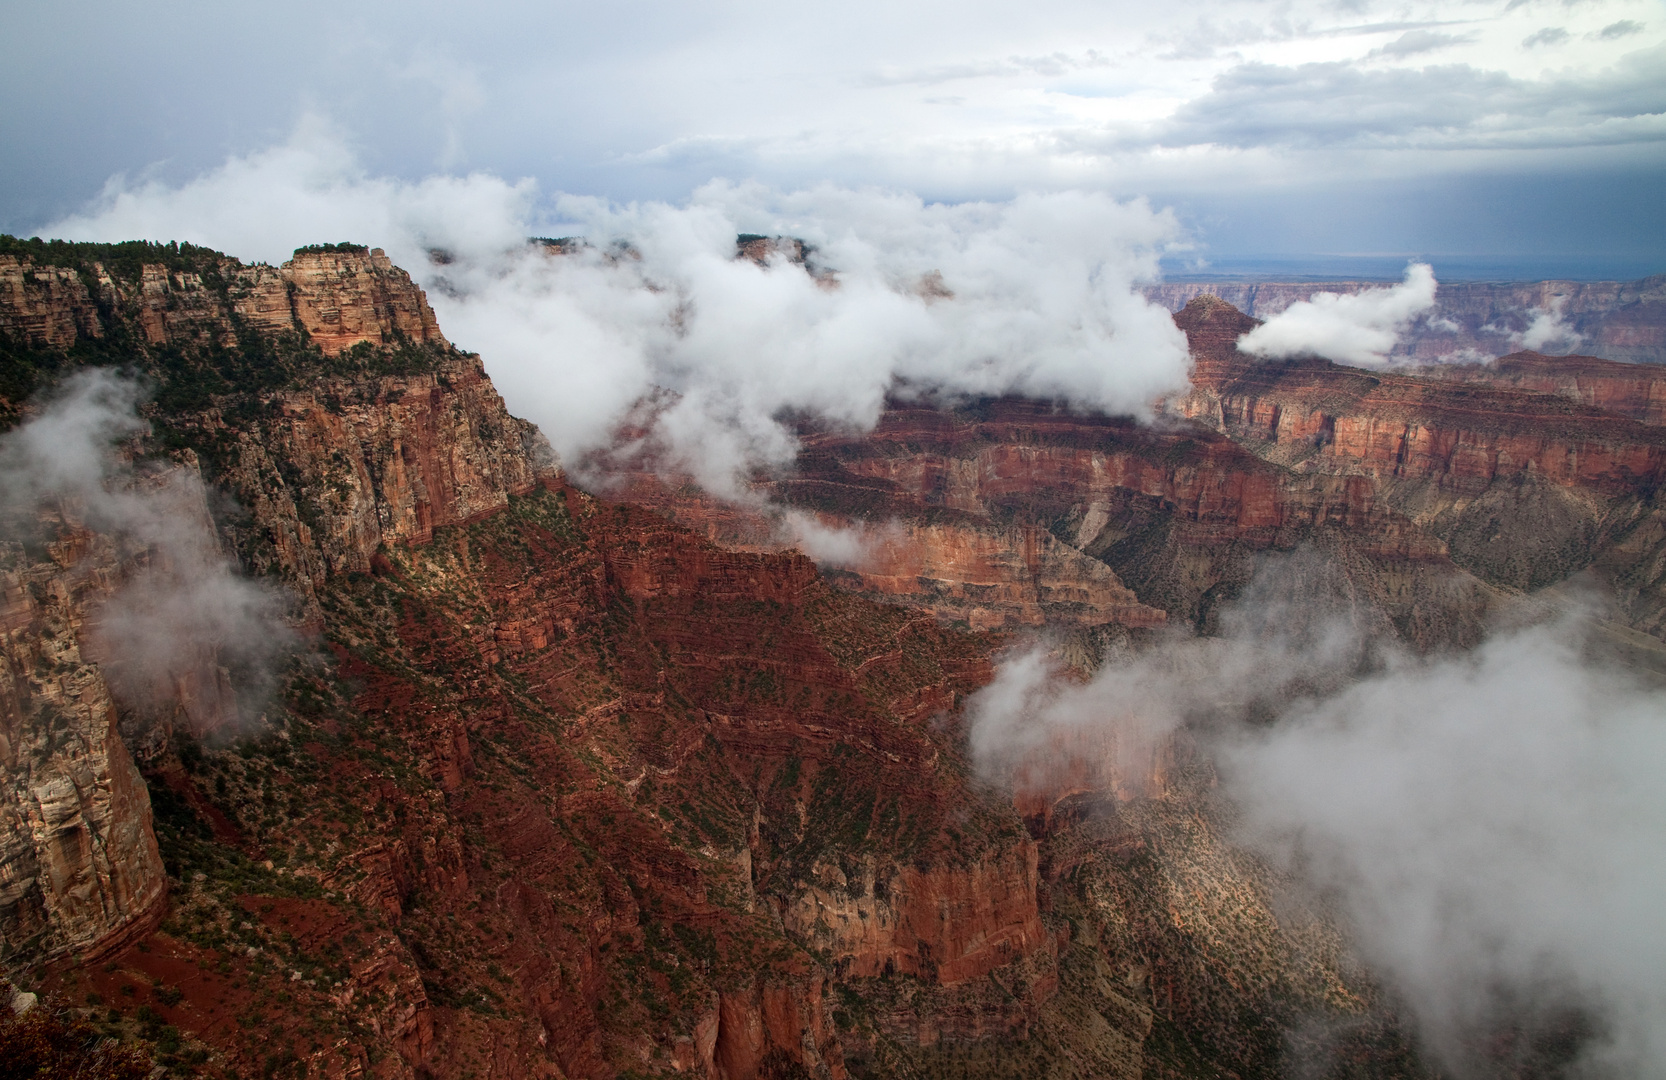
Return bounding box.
[47,126,1192,496]
[1236,263,1440,368]
[0,371,291,732]
[969,557,1666,1078]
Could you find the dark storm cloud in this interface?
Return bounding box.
[1149,45,1666,150]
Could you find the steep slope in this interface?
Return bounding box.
[0,240,1052,1078]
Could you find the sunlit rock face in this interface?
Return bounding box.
[0,533,166,967]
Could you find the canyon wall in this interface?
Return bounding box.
[1422,349,1666,426]
[0,240,1071,1079]
[0,244,446,362]
[1173,294,1666,636]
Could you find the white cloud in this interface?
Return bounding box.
[967,553,1666,1077]
[48,129,1192,499]
[47,116,535,268]
[777,510,902,570]
[0,371,293,736]
[1225,618,1666,1078]
[1236,262,1438,367]
[1515,297,1585,351]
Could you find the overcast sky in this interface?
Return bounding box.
[4,0,1663,276]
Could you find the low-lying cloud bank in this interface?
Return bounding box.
[969,555,1666,1078]
[1237,262,1439,367]
[47,125,1193,498]
[0,371,292,736]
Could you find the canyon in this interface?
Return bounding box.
[2,235,1657,1079]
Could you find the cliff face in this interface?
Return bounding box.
[1423,349,1666,426]
[245,248,449,356]
[1146,274,1666,365]
[1174,295,1666,633]
[623,393,1490,650]
[212,352,553,607]
[0,241,545,977]
[0,245,444,361]
[0,529,166,967]
[0,241,1077,1079]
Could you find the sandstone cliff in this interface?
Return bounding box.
[1423,349,1666,426]
[0,242,444,360]
[0,530,166,967]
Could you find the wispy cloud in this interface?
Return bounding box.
[0,371,294,738]
[1597,19,1646,39]
[866,50,1113,87]
[1523,26,1572,47]
[1366,29,1479,59]
[968,552,1666,1077]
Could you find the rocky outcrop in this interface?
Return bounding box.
[260,248,448,356]
[217,352,556,599]
[0,242,445,367]
[0,256,106,349]
[0,532,165,966]
[0,243,541,980]
[1146,274,1666,364]
[784,844,1048,987]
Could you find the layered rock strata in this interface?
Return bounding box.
[1424,349,1666,426]
[1173,295,1666,629]
[0,526,166,966]
[0,243,444,369]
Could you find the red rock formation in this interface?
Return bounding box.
[0,256,106,348]
[2,245,1453,1079]
[0,242,446,375]
[1424,349,1666,426]
[1174,292,1666,617]
[222,351,557,594]
[275,248,448,356]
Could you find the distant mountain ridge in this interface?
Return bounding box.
[1144,274,1666,365]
